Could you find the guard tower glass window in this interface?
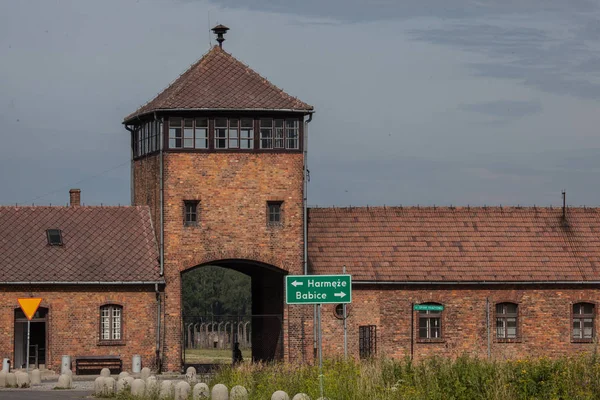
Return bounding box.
[133,121,162,157]
[286,119,299,149]
[195,118,208,149]
[215,118,229,149]
[496,302,518,339]
[267,201,282,225]
[240,118,254,149]
[260,118,273,148]
[184,201,199,226]
[100,305,122,341]
[260,118,300,149]
[573,302,595,340]
[169,117,183,148]
[418,304,442,339]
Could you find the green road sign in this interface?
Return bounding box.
[286,274,352,304]
[413,304,444,311]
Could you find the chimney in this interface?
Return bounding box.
[69,189,81,207]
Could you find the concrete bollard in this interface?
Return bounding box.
[292,394,311,400]
[61,355,71,375]
[160,380,175,399]
[0,371,6,388]
[6,372,16,387]
[103,377,116,396]
[175,381,191,400]
[56,373,72,389]
[141,367,151,382]
[100,368,111,378]
[272,390,290,400]
[146,375,158,394]
[15,371,30,388]
[2,358,10,373]
[193,382,210,399]
[212,383,229,400]
[94,377,105,396]
[132,355,142,374]
[231,385,249,400]
[30,368,42,385]
[186,366,197,385]
[131,378,146,397]
[119,371,130,380]
[117,377,130,393]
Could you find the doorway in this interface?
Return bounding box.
[14,307,48,369]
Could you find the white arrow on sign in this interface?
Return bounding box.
[334,292,346,298]
[291,280,303,287]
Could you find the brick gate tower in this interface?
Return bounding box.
[123,26,314,371]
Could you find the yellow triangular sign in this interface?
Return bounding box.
[18,298,42,321]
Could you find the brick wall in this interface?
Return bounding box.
[138,151,306,370]
[0,285,158,372]
[319,285,600,360]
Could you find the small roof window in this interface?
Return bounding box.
[46,229,63,246]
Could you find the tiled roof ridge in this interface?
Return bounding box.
[1,205,147,209]
[124,45,313,122]
[123,46,215,123]
[309,205,599,212]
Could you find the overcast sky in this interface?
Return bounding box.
[1,0,599,207]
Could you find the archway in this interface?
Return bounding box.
[181,259,285,368]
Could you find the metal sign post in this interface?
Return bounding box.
[17,298,42,372]
[285,274,352,399]
[343,266,347,359]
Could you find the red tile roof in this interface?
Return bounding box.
[124,46,313,123]
[308,206,600,282]
[0,206,161,284]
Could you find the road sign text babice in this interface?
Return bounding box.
[286,274,352,304]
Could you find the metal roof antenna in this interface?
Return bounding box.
[212,24,229,48]
[562,190,566,220]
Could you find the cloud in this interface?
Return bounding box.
[460,100,542,119]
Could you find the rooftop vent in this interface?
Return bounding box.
[212,24,229,48]
[46,229,63,246]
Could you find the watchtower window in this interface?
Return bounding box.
[184,201,199,226]
[260,118,300,149]
[169,117,207,149]
[267,202,283,225]
[46,229,63,246]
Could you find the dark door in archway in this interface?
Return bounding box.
[14,307,48,369]
[181,262,284,369]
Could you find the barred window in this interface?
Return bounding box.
[573,302,595,340]
[184,200,199,226]
[359,325,376,358]
[496,303,518,339]
[100,305,122,341]
[267,201,282,225]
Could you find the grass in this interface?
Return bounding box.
[184,348,251,364]
[89,354,600,399]
[210,354,600,400]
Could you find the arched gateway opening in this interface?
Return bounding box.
[181,260,285,368]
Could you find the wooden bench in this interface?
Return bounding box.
[75,355,122,375]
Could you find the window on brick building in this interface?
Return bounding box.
[260,118,300,149]
[184,201,199,226]
[573,302,595,340]
[169,117,208,149]
[496,302,518,339]
[267,201,283,225]
[418,303,442,339]
[359,325,376,358]
[100,305,122,341]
